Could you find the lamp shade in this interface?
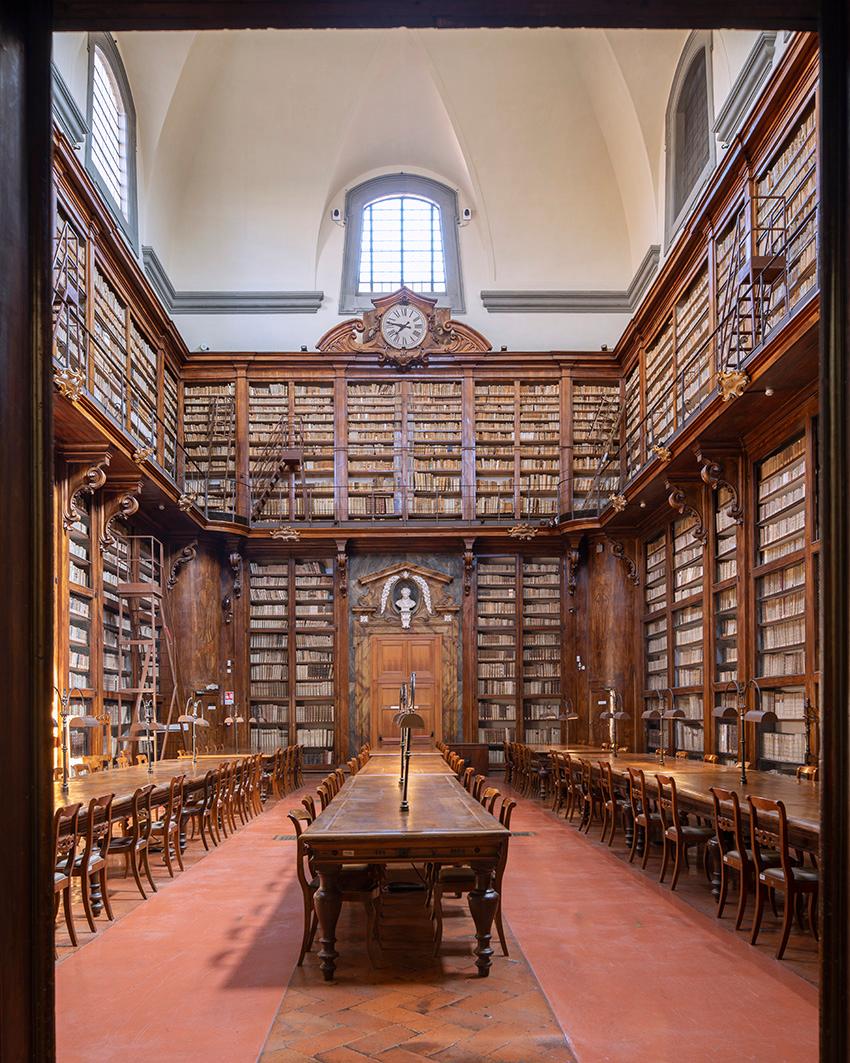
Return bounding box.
[68,715,103,728]
[744,708,778,723]
[178,714,210,726]
[712,704,738,720]
[396,711,426,730]
[641,707,662,720]
[662,708,686,719]
[599,710,629,720]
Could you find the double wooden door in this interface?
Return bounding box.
[370,634,441,744]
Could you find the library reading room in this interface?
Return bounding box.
[4,3,850,1062]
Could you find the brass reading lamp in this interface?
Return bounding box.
[599,687,628,758]
[397,671,422,813]
[55,686,99,795]
[641,688,682,766]
[122,696,166,775]
[712,678,776,785]
[225,704,246,755]
[178,696,211,766]
[540,696,580,744]
[395,680,409,786]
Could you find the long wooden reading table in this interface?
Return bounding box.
[303,761,509,981]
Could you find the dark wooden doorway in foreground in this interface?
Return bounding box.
[3,3,846,1063]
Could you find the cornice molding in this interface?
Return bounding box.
[715,32,778,145]
[51,64,88,148]
[480,245,660,314]
[142,246,323,315]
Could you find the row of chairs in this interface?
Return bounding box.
[547,751,819,960]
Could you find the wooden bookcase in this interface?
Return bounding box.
[677,264,711,419]
[162,364,179,480]
[475,556,518,761]
[570,380,620,511]
[642,533,668,751]
[474,384,516,518]
[182,382,237,516]
[248,381,291,522]
[293,382,335,520]
[66,497,95,754]
[247,557,336,766]
[407,380,463,518]
[624,363,642,481]
[519,384,561,517]
[521,558,563,744]
[347,382,401,518]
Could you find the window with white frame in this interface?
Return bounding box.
[340,175,463,313]
[85,34,138,249]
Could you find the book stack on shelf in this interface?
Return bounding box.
[476,557,517,761]
[182,382,237,514]
[672,516,704,603]
[294,560,335,765]
[521,558,562,745]
[249,382,291,521]
[624,364,641,481]
[293,383,335,520]
[68,498,93,691]
[407,381,463,518]
[92,264,128,425]
[645,318,674,448]
[757,101,817,327]
[714,484,739,688]
[249,560,290,751]
[673,604,704,688]
[643,534,668,747]
[519,384,561,517]
[474,384,516,518]
[714,204,751,362]
[348,382,401,518]
[571,381,620,511]
[674,693,704,753]
[677,266,711,416]
[162,364,179,480]
[755,435,808,766]
[128,321,158,450]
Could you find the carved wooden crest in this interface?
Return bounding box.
[353,561,458,627]
[316,287,491,369]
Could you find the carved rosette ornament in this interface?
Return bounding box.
[167,540,198,591]
[508,523,538,541]
[132,445,155,466]
[63,450,111,531]
[54,367,86,402]
[605,537,640,586]
[271,526,301,542]
[609,494,627,513]
[651,444,672,463]
[717,369,749,401]
[315,287,491,370]
[698,457,744,525]
[665,480,708,545]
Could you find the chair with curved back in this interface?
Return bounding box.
[110,783,157,899]
[709,786,779,931]
[627,767,661,868]
[54,802,82,946]
[577,759,603,834]
[182,770,218,851]
[72,794,116,932]
[480,786,502,814]
[656,774,713,890]
[598,760,629,847]
[151,775,185,877]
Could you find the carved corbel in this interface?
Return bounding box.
[99,479,142,553]
[697,454,744,525]
[62,447,111,531]
[229,552,243,598]
[167,540,198,591]
[605,536,640,586]
[665,479,708,545]
[567,544,581,596]
[463,538,475,597]
[336,540,348,597]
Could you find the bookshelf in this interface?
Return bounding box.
[677,265,711,418]
[294,383,335,520]
[571,381,621,511]
[713,482,739,757]
[52,205,88,378]
[162,363,179,480]
[102,532,133,754]
[294,560,335,765]
[519,384,561,518]
[182,382,237,515]
[643,534,667,751]
[521,558,562,744]
[645,317,674,448]
[476,557,518,762]
[474,384,516,518]
[249,382,291,521]
[407,381,463,518]
[672,514,704,603]
[249,560,290,751]
[624,363,642,482]
[347,382,401,518]
[128,321,158,450]
[67,496,93,693]
[92,263,128,426]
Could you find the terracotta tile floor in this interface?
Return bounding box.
[55,783,819,1063]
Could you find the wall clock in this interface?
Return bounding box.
[380,303,427,350]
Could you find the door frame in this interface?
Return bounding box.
[369,632,443,745]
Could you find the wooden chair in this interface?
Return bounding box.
[135,754,149,767]
[72,794,115,932]
[110,783,157,899]
[348,757,359,776]
[182,769,217,851]
[656,774,713,890]
[462,766,475,792]
[503,742,514,786]
[472,775,487,801]
[627,767,662,868]
[549,751,568,814]
[675,750,689,760]
[151,775,185,877]
[796,765,819,782]
[598,760,629,847]
[116,752,131,769]
[748,796,819,959]
[288,810,382,967]
[480,787,501,814]
[431,797,516,958]
[54,802,82,946]
[577,759,603,834]
[703,754,719,764]
[73,764,90,778]
[301,794,317,822]
[709,786,779,931]
[317,783,331,811]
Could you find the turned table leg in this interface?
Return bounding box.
[314,867,343,982]
[468,865,499,977]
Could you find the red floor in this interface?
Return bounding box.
[56,788,819,1063]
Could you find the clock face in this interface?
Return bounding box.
[380,304,427,349]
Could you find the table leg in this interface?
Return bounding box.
[315,867,342,982]
[468,865,499,977]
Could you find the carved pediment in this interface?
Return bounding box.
[354,562,458,626]
[316,287,491,369]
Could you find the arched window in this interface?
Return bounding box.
[340,175,464,313]
[86,34,138,249]
[665,33,714,246]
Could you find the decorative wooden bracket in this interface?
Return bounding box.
[167,540,198,591]
[604,536,639,586]
[696,452,744,525]
[99,478,142,553]
[665,479,708,545]
[229,552,243,599]
[567,544,581,596]
[336,540,348,597]
[62,446,111,531]
[463,538,475,597]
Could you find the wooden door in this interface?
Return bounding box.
[371,634,441,743]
